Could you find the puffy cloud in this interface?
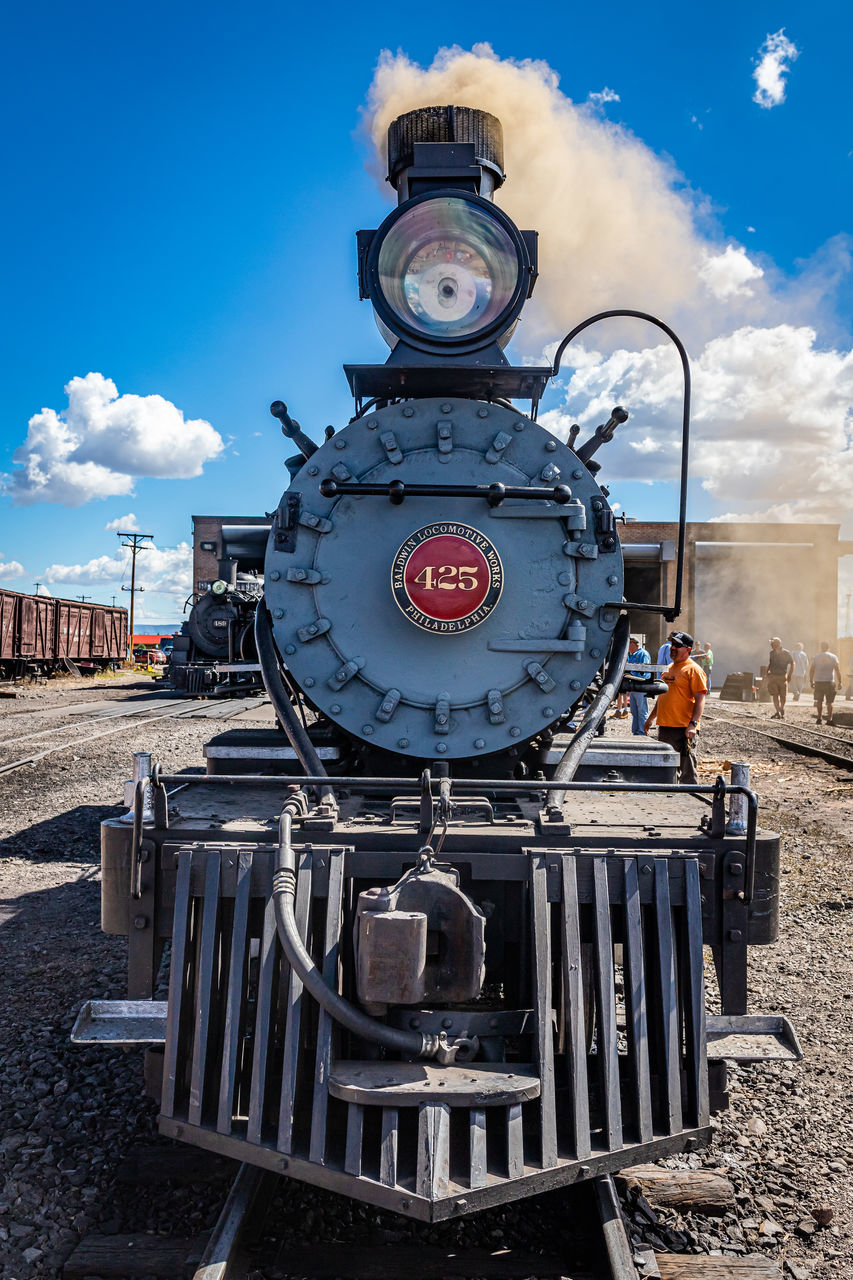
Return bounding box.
[543,325,853,525]
[43,541,193,602]
[3,373,224,507]
[699,246,764,300]
[0,560,25,579]
[105,512,140,532]
[752,30,800,110]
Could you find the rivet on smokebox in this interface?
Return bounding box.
[441,403,453,413]
[273,609,284,619]
[402,406,414,417]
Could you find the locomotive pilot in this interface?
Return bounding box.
[644,629,708,784]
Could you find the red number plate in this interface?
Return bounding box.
[392,523,504,633]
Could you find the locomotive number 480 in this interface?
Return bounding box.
[413,565,479,591]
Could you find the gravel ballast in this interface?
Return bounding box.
[0,677,850,1279]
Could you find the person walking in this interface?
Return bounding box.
[809,642,842,725]
[789,643,809,702]
[644,630,707,784]
[626,635,652,735]
[657,638,671,667]
[696,642,714,685]
[765,637,794,719]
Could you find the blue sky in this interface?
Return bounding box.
[1,3,850,626]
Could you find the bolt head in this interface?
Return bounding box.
[570,679,581,690]
[269,570,281,581]
[273,608,284,619]
[307,465,319,476]
[545,440,557,451]
[510,726,521,737]
[441,403,452,413]
[590,648,601,659]
[304,677,314,688]
[436,742,447,753]
[285,644,296,655]
[572,468,583,479]
[330,703,341,714]
[543,706,555,717]
[477,407,488,418]
[398,738,409,748]
[474,738,485,749]
[334,438,346,449]
[362,725,374,736]
[607,574,618,586]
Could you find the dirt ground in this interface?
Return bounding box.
[0,676,850,1278]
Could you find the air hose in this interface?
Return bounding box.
[549,613,631,811]
[254,601,335,805]
[272,807,455,1061]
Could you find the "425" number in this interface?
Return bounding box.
[413,565,479,591]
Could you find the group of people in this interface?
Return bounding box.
[764,638,842,725]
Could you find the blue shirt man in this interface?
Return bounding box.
[627,637,652,735]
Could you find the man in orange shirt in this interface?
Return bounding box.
[644,630,707,785]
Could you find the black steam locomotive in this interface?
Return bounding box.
[77,106,798,1224]
[167,525,268,696]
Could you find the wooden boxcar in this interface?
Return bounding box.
[0,589,127,678]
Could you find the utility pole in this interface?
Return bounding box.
[33,582,41,596]
[77,595,91,603]
[118,531,153,660]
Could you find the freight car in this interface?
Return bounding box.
[0,588,127,679]
[167,524,269,696]
[76,106,799,1227]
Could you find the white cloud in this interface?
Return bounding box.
[545,324,853,526]
[3,373,225,507]
[752,30,800,109]
[43,541,193,602]
[587,87,620,108]
[0,560,25,579]
[105,512,140,532]
[699,245,764,300]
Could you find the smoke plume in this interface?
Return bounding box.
[364,47,853,573]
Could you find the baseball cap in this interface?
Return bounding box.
[668,630,694,648]
[770,636,782,645]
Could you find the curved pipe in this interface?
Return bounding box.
[551,310,690,622]
[272,809,442,1059]
[254,601,335,804]
[550,614,631,811]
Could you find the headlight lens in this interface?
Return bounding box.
[211,580,227,596]
[376,196,521,341]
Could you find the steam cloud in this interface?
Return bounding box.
[3,373,224,507]
[364,46,853,538]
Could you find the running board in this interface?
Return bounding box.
[706,1014,802,1062]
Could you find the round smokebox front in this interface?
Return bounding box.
[265,398,623,759]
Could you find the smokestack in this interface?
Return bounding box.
[386,105,505,202]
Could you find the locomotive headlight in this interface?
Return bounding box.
[211,579,228,596]
[366,192,529,353]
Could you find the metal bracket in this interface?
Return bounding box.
[274,493,301,553]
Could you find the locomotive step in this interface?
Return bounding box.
[705,1014,803,1062]
[71,999,167,1045]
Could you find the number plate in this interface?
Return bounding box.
[391,523,504,634]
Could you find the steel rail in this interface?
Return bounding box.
[0,707,187,777]
[192,1163,276,1280]
[706,711,853,772]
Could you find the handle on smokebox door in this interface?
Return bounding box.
[318,479,574,506]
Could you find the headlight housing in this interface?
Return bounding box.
[365,191,530,355]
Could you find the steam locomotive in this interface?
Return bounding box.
[77,106,797,1223]
[167,524,268,696]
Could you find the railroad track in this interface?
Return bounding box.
[0,694,270,776]
[61,1147,786,1279]
[704,704,853,770]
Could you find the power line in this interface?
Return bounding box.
[117,532,153,659]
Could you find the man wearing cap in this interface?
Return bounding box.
[765,637,794,720]
[644,631,707,784]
